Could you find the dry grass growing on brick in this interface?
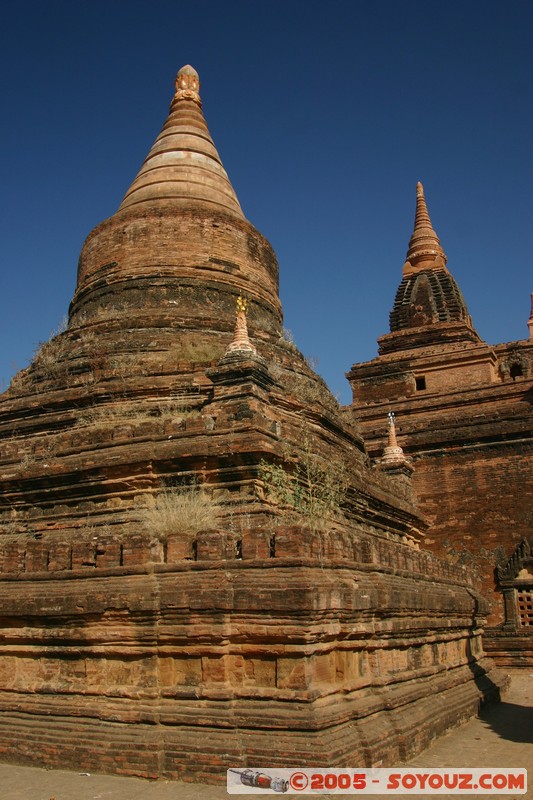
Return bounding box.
[77,396,200,427]
[171,339,225,364]
[140,486,219,540]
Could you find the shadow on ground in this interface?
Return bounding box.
[479,699,533,743]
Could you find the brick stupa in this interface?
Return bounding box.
[0,70,505,781]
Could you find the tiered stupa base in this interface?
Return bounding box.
[0,523,506,782]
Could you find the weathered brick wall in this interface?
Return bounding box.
[349,341,533,627]
[0,523,504,782]
[413,443,533,623]
[71,205,282,336]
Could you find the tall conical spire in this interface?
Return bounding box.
[119,65,244,218]
[403,182,447,276]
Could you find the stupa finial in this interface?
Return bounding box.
[387,411,399,449]
[174,64,201,105]
[236,295,248,315]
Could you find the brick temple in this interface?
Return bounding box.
[0,67,507,782]
[348,182,533,667]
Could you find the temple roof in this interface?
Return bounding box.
[380,183,480,348]
[118,65,244,218]
[389,268,474,333]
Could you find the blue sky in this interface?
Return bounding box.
[1,0,532,403]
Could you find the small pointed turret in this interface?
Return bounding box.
[528,293,533,339]
[381,412,411,468]
[224,296,257,356]
[119,65,244,217]
[403,182,447,276]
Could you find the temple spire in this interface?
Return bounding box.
[118,65,244,218]
[528,293,533,339]
[403,182,448,276]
